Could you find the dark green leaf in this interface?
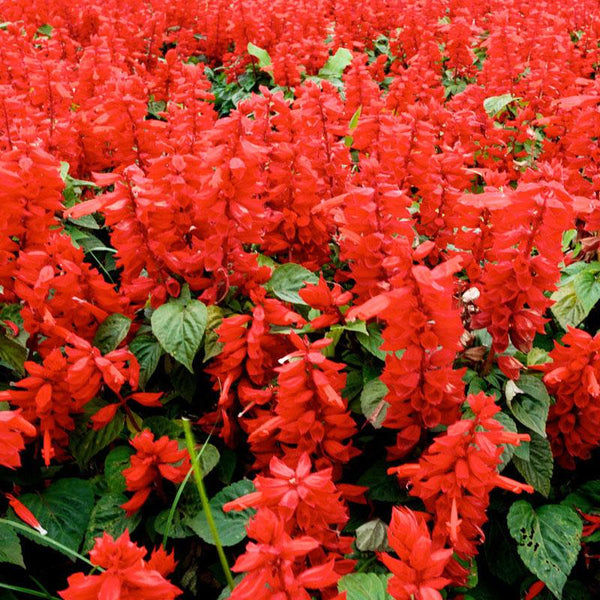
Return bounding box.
[507,501,582,598]
[151,288,207,372]
[505,375,550,438]
[104,446,134,493]
[93,314,131,354]
[203,305,224,362]
[513,432,553,497]
[83,493,141,553]
[0,332,27,375]
[14,479,94,554]
[186,480,255,546]
[0,522,24,567]
[70,414,124,469]
[129,334,163,389]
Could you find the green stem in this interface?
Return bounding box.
[0,519,96,569]
[162,466,193,548]
[0,582,61,600]
[182,419,235,591]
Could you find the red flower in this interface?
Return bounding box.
[539,327,600,468]
[121,430,190,515]
[0,410,36,469]
[390,393,532,582]
[59,531,182,600]
[379,507,452,600]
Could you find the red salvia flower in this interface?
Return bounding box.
[121,430,190,515]
[59,531,182,600]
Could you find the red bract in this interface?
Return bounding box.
[59,531,182,600]
[121,430,190,515]
[0,410,36,468]
[229,509,340,600]
[379,507,453,600]
[539,327,600,468]
[390,393,532,582]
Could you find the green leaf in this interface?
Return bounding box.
[360,378,389,429]
[357,460,405,503]
[338,573,392,600]
[349,106,362,130]
[494,411,519,471]
[505,374,550,438]
[247,42,271,67]
[319,48,353,80]
[14,479,94,554]
[151,287,208,372]
[0,332,27,375]
[484,518,527,585]
[0,522,24,567]
[197,443,220,477]
[513,432,553,497]
[266,263,319,305]
[93,314,131,354]
[129,334,163,389]
[104,446,134,493]
[83,493,141,553]
[36,23,53,36]
[483,93,518,116]
[550,263,600,330]
[562,480,600,514]
[186,480,255,546]
[355,518,391,552]
[356,323,386,361]
[142,416,183,439]
[69,414,124,468]
[203,305,224,362]
[507,501,582,598]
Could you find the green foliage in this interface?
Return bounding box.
[93,313,132,354]
[266,263,319,304]
[507,501,582,598]
[13,479,94,555]
[186,480,255,546]
[338,573,393,600]
[151,285,208,372]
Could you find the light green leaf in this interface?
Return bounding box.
[355,518,391,552]
[483,93,518,116]
[507,501,582,598]
[338,573,392,600]
[83,493,141,553]
[93,313,131,354]
[360,378,389,429]
[151,286,207,372]
[186,480,255,546]
[319,48,353,80]
[247,42,271,67]
[513,432,553,497]
[356,323,386,361]
[266,263,319,305]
